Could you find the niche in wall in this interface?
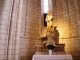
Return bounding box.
[44,13,47,26]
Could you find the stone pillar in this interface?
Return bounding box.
[0,0,22,60]
[0,0,14,60]
[7,0,23,60]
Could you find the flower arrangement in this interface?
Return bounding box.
[46,42,56,50]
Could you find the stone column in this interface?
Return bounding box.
[0,0,14,60]
[0,0,22,60]
[6,0,22,60]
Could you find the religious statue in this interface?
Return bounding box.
[45,11,53,32]
[45,11,59,44]
[46,26,59,44]
[51,26,59,44]
[46,31,56,45]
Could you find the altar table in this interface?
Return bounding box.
[32,54,73,60]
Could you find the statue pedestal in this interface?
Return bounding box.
[35,45,46,55]
[54,44,66,54]
[55,44,65,52]
[35,44,66,55]
[45,44,66,54]
[35,45,44,52]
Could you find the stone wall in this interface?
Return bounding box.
[52,0,80,60]
[19,0,42,60]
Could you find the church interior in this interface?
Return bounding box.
[0,0,80,60]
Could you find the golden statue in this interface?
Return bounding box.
[45,11,53,32]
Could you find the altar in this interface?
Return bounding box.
[32,54,73,60]
[33,11,73,60]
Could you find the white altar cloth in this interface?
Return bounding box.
[32,54,73,60]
